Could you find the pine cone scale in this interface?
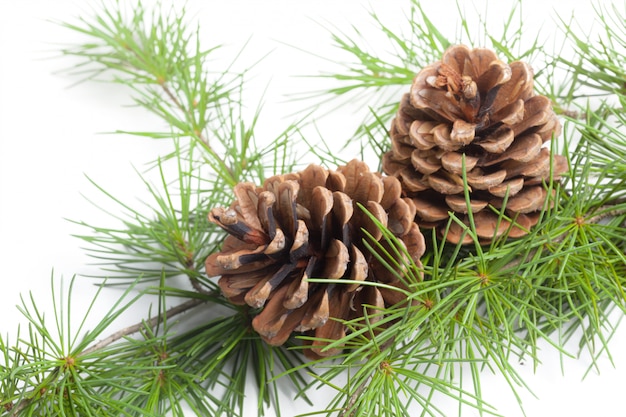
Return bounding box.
[445,195,488,213]
[257,191,276,233]
[451,120,476,145]
[355,201,387,242]
[488,177,524,197]
[380,176,403,209]
[283,263,310,310]
[233,183,264,232]
[441,152,478,174]
[264,228,286,256]
[252,284,298,344]
[346,245,367,292]
[208,207,268,246]
[297,287,329,331]
[387,198,416,235]
[476,59,511,93]
[482,133,542,166]
[467,169,507,190]
[276,181,299,237]
[309,289,352,356]
[492,99,524,124]
[309,186,333,235]
[321,239,349,279]
[478,126,514,153]
[491,62,533,110]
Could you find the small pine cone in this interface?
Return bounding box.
[383,44,568,244]
[206,160,425,357]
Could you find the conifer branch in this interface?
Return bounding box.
[80,297,205,357]
[3,1,626,416]
[5,288,208,417]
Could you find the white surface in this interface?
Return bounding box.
[1,1,624,416]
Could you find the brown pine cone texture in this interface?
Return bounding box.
[383,44,568,244]
[206,160,425,357]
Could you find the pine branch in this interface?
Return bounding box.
[501,200,626,272]
[59,1,243,185]
[292,3,626,415]
[337,375,372,417]
[3,1,625,417]
[80,298,205,357]
[8,297,206,417]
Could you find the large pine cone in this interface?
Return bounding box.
[206,160,425,357]
[383,44,568,244]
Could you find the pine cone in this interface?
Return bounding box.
[206,160,425,357]
[382,44,568,244]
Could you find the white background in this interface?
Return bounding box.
[1,1,625,416]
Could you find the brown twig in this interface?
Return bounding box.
[557,108,584,119]
[175,240,214,297]
[158,82,210,148]
[338,374,373,417]
[80,297,204,357]
[587,198,626,224]
[587,208,626,225]
[189,277,214,296]
[337,332,397,417]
